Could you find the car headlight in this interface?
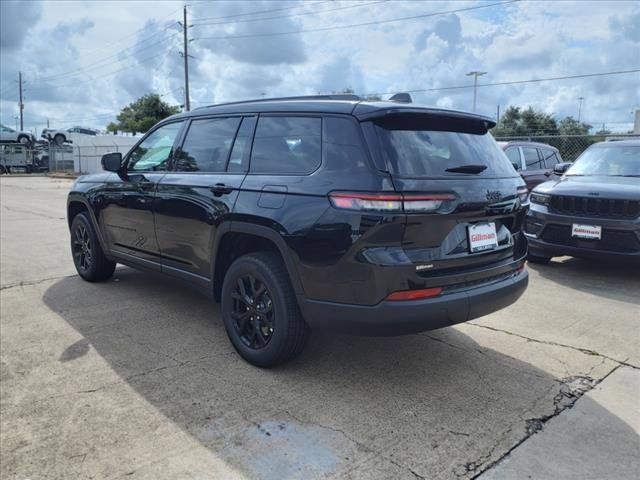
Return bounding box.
[530,192,551,206]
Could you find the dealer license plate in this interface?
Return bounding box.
[571,224,601,240]
[468,222,498,253]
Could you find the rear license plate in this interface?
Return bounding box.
[468,222,498,253]
[572,224,601,240]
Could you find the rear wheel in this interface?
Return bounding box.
[527,252,552,264]
[17,135,29,145]
[221,252,310,368]
[71,212,116,281]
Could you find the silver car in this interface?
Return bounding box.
[0,124,35,145]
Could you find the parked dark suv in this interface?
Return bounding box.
[525,140,640,262]
[498,141,569,191]
[67,95,529,367]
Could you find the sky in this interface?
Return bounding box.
[0,0,639,134]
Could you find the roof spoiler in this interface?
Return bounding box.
[389,92,412,103]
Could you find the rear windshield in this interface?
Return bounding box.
[374,125,517,178]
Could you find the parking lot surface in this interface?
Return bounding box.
[1,176,639,479]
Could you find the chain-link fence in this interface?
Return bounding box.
[494,133,639,161]
[1,135,139,174]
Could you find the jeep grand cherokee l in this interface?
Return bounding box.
[525,140,640,263]
[67,95,529,367]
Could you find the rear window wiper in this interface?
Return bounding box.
[445,164,488,174]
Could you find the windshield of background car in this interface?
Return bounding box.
[374,123,517,178]
[566,145,639,177]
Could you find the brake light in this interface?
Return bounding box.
[329,192,456,212]
[386,287,443,301]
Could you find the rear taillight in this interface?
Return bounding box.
[517,186,529,204]
[329,192,456,213]
[386,287,443,301]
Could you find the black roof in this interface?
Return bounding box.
[170,95,496,127]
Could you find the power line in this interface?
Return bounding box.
[193,1,517,41]
[191,0,387,28]
[194,0,330,23]
[364,68,640,97]
[35,31,180,83]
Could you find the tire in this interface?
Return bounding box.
[70,212,116,282]
[17,135,29,145]
[527,252,552,264]
[53,134,65,146]
[221,252,310,368]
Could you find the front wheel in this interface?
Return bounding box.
[71,212,116,281]
[221,252,310,368]
[53,134,65,146]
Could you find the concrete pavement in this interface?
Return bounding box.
[1,176,638,479]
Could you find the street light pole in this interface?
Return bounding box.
[577,96,585,122]
[466,71,487,112]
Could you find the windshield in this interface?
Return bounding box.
[374,126,517,178]
[566,144,639,177]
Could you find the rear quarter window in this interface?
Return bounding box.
[323,117,369,173]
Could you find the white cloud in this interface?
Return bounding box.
[0,0,638,134]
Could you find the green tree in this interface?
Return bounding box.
[492,106,558,137]
[558,116,592,135]
[107,93,181,134]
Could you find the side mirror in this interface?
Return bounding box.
[101,152,123,172]
[553,162,571,175]
[511,162,521,171]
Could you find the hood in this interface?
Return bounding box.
[534,175,640,200]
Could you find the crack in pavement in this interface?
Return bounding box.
[0,274,77,292]
[466,364,623,479]
[280,410,426,479]
[467,322,639,370]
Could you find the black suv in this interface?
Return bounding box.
[67,95,529,367]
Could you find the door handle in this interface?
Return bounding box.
[210,183,233,196]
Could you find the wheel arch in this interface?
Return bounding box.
[67,194,111,258]
[212,222,304,302]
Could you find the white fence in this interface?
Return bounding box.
[49,134,141,173]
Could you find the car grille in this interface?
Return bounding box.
[541,224,640,253]
[549,195,640,219]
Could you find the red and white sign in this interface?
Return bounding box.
[571,224,602,240]
[468,222,498,253]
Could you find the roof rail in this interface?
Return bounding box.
[193,94,362,110]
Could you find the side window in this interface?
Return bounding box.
[228,116,256,173]
[541,149,559,167]
[175,117,240,172]
[504,147,521,170]
[127,122,183,172]
[323,117,368,172]
[250,116,321,174]
[522,147,542,168]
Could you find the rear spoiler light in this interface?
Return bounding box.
[329,192,456,213]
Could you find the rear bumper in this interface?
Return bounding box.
[298,269,528,336]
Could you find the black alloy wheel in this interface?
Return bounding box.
[73,221,93,273]
[231,274,275,349]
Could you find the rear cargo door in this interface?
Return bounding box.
[365,112,527,272]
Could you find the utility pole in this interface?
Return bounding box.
[182,5,191,112]
[577,96,585,122]
[47,118,50,129]
[496,104,500,125]
[466,71,487,112]
[18,71,24,130]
